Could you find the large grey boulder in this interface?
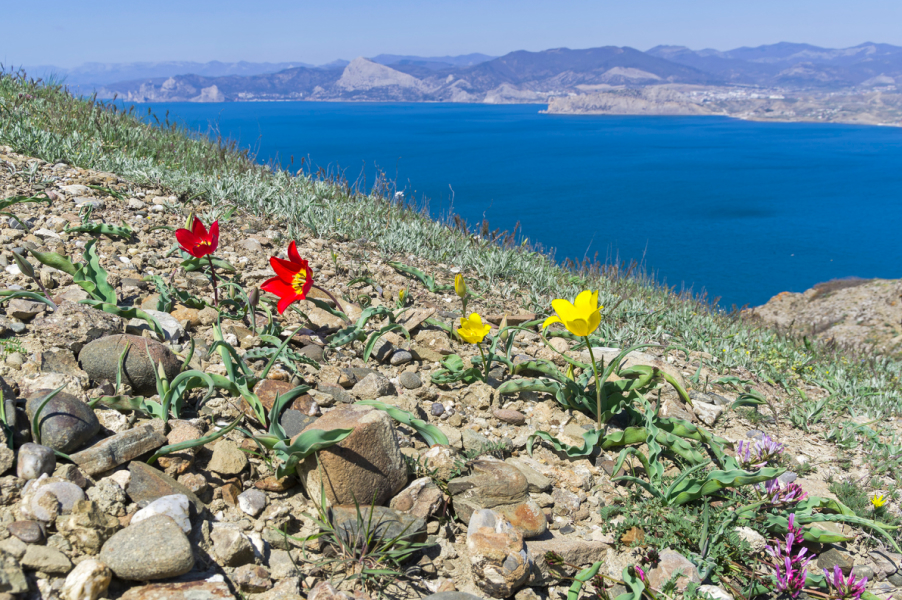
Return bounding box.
[99,515,194,580]
[78,334,180,395]
[296,404,407,506]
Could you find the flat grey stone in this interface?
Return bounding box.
[399,371,422,389]
[21,544,72,574]
[126,461,205,511]
[70,425,166,475]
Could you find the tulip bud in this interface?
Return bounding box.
[12,251,35,279]
[454,274,467,299]
[184,211,195,230]
[398,288,406,304]
[566,363,575,381]
[248,287,259,308]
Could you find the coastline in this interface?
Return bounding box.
[101,91,902,128]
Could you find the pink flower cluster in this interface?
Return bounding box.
[765,514,812,599]
[761,478,808,506]
[823,565,867,600]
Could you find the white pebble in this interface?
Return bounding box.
[131,494,191,533]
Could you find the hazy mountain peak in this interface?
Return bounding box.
[336,58,426,92]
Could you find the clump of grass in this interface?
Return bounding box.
[290,486,431,596]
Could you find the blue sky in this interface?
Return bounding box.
[4,0,902,67]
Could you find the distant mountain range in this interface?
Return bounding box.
[647,42,902,87]
[18,61,323,87]
[40,42,902,103]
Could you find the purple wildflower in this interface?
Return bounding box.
[765,514,813,599]
[737,440,765,470]
[761,478,808,506]
[633,565,646,582]
[755,435,785,464]
[823,565,867,600]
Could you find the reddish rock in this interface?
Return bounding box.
[255,476,296,492]
[296,404,407,506]
[249,380,318,416]
[492,408,526,426]
[119,581,233,600]
[221,483,241,507]
[448,458,546,539]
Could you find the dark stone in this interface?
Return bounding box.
[34,348,82,375]
[817,547,854,576]
[25,391,101,453]
[280,409,316,439]
[347,367,378,381]
[399,372,422,390]
[431,403,445,417]
[126,461,205,512]
[8,520,45,544]
[316,383,354,404]
[78,334,180,395]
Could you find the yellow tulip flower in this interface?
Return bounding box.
[542,290,602,337]
[455,274,468,299]
[457,313,491,345]
[872,493,888,508]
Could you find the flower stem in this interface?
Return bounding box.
[477,343,490,382]
[207,255,219,307]
[586,340,602,431]
[311,284,348,323]
[34,277,54,306]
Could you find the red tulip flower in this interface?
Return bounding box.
[176,217,219,258]
[262,241,313,314]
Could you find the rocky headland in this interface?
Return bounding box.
[748,278,902,355]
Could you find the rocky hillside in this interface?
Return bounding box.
[0,142,901,600]
[747,278,902,355]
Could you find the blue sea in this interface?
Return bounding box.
[135,102,902,308]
